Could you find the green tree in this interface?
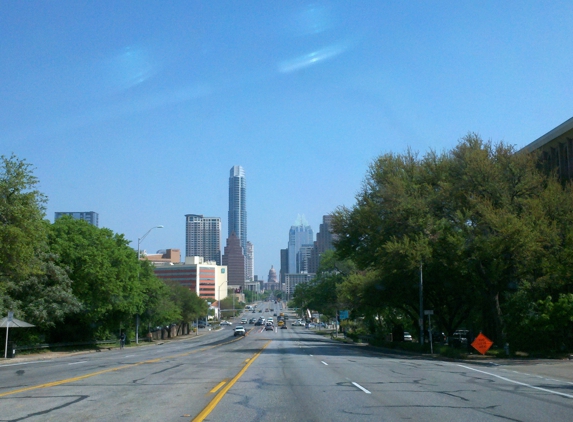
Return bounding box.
[0,154,48,314]
[332,135,552,344]
[48,217,144,340]
[0,155,81,333]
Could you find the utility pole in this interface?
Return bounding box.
[419,262,424,346]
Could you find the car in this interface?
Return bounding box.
[234,326,246,336]
[265,324,274,331]
[273,313,277,316]
[255,320,263,326]
[280,325,288,329]
[220,320,232,326]
[404,332,413,342]
[241,318,248,324]
[278,320,284,326]
[252,310,256,313]
[249,318,257,324]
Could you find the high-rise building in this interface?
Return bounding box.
[297,244,314,273]
[287,215,313,273]
[222,232,245,289]
[185,214,221,265]
[54,211,99,227]
[309,214,337,273]
[245,241,254,282]
[228,165,247,252]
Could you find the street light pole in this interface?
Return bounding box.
[136,225,163,344]
[419,261,424,346]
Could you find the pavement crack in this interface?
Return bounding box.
[1,395,89,422]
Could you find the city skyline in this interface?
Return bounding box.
[4,2,572,279]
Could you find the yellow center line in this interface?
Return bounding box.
[209,380,227,393]
[0,336,247,398]
[192,340,271,422]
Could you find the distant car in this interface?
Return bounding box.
[241,318,248,324]
[280,325,287,330]
[255,320,263,326]
[252,310,256,313]
[220,321,232,326]
[273,313,277,316]
[265,324,274,331]
[278,320,284,326]
[198,322,208,328]
[404,332,413,342]
[249,318,257,324]
[259,310,262,313]
[234,326,246,336]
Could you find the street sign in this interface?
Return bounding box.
[339,310,349,320]
[424,310,434,315]
[471,333,493,355]
[7,311,13,322]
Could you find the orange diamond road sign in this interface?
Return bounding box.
[471,333,493,355]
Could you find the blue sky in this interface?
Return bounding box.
[2,1,573,278]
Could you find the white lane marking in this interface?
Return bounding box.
[0,361,51,367]
[124,355,135,358]
[321,361,328,366]
[352,382,372,394]
[68,361,88,365]
[458,365,573,399]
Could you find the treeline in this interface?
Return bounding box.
[0,154,208,345]
[292,135,573,353]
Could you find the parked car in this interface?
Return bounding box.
[404,332,413,342]
[234,326,246,336]
[220,321,232,326]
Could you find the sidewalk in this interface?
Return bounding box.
[0,329,214,365]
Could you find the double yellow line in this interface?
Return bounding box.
[0,336,245,398]
[192,340,271,422]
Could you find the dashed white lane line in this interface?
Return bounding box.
[321,361,328,366]
[352,382,371,394]
[68,361,88,365]
[458,364,573,399]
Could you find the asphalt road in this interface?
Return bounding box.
[1,304,573,422]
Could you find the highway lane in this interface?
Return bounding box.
[2,303,572,421]
[196,325,573,422]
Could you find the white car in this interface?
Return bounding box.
[234,326,246,336]
[241,318,248,324]
[220,321,232,325]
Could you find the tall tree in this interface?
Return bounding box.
[0,154,48,315]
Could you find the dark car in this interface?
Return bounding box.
[280,325,288,330]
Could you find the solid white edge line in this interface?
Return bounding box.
[352,382,372,394]
[68,361,88,365]
[321,361,328,365]
[457,364,573,399]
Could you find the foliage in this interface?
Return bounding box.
[0,155,81,329]
[332,134,573,349]
[47,217,145,340]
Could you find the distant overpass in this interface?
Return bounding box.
[519,116,573,180]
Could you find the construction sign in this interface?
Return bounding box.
[471,333,493,355]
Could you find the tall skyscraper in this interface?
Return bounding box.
[228,165,247,252]
[287,215,314,273]
[185,214,221,265]
[245,241,254,282]
[222,232,246,289]
[54,211,99,227]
